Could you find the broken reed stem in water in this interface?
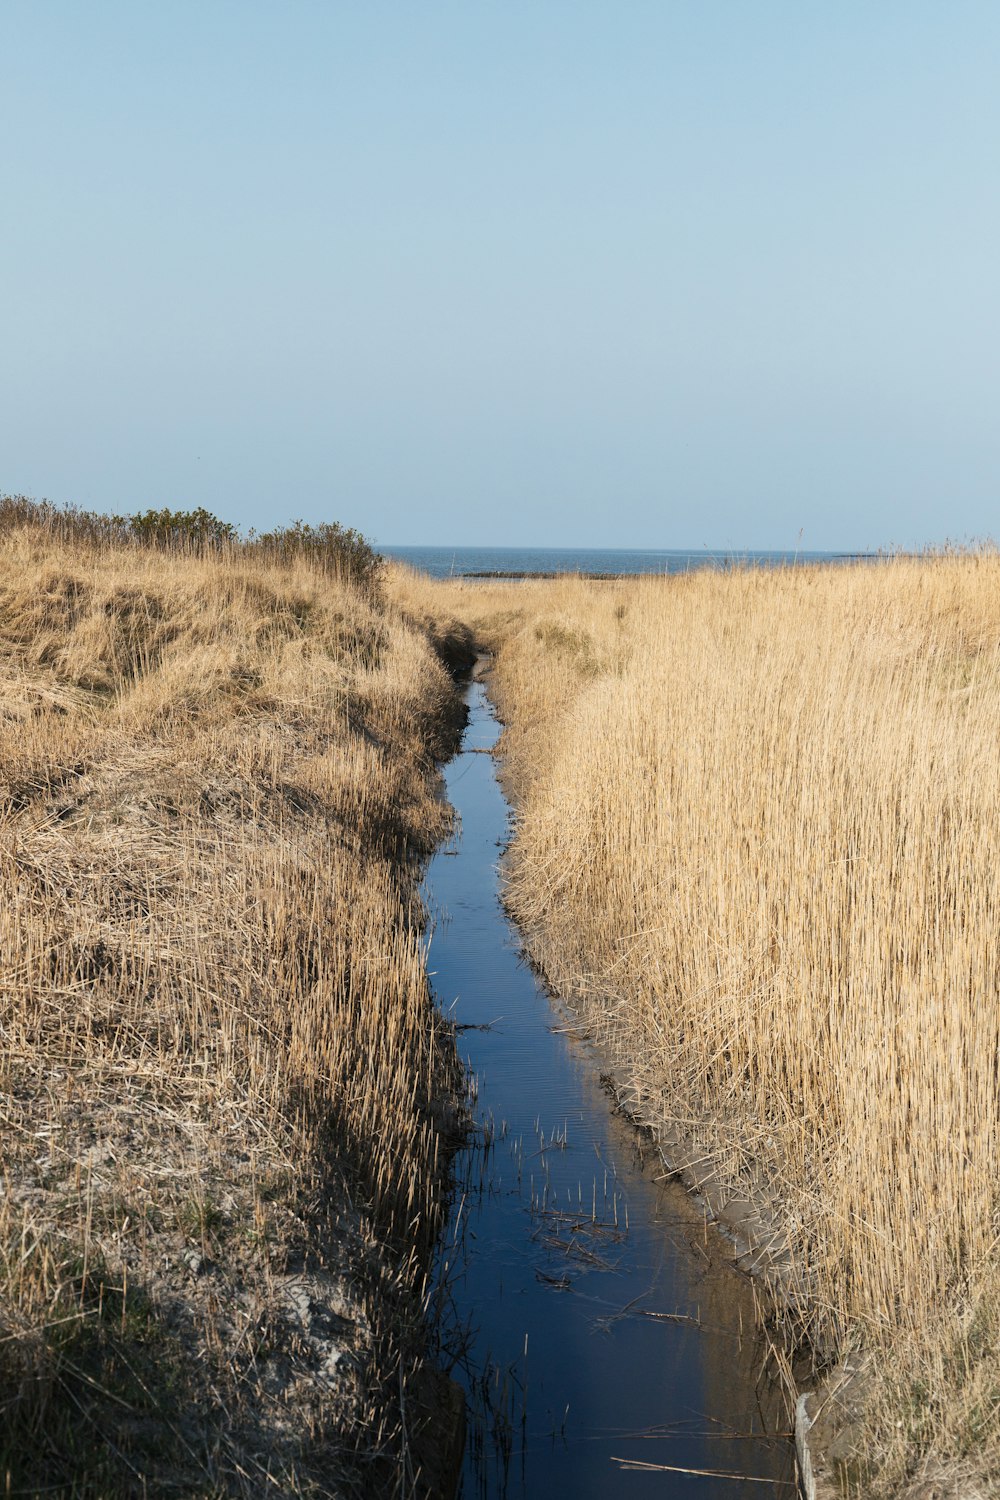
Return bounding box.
[611,1455,796,1482]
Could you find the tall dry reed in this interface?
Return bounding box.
[393,555,1000,1495]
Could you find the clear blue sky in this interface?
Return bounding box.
[2,2,999,551]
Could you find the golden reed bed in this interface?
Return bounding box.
[393,553,1000,1498]
[0,523,468,1496]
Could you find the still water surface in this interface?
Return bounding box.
[425,679,796,1498]
[384,542,870,579]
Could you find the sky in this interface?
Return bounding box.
[2,2,999,552]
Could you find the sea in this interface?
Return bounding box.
[380,543,870,579]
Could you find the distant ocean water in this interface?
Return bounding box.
[380,544,869,580]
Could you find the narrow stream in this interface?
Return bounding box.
[426,678,797,1499]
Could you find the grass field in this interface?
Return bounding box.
[391,554,1000,1498]
[0,518,470,1496]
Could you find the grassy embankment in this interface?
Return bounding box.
[391,555,1000,1499]
[0,512,472,1496]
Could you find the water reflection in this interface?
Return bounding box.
[426,681,796,1498]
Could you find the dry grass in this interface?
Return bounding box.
[391,555,1000,1497]
[0,527,468,1496]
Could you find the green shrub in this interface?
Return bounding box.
[0,497,382,598]
[251,518,384,599]
[127,506,237,549]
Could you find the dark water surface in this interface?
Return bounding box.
[425,680,796,1499]
[385,542,871,579]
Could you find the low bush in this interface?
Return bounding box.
[0,498,384,598]
[251,519,384,599]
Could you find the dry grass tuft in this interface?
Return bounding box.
[0,526,466,1495]
[392,554,1000,1497]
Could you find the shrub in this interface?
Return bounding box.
[250,519,383,599]
[0,497,382,600]
[127,507,238,550]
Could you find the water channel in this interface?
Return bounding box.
[425,677,797,1499]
